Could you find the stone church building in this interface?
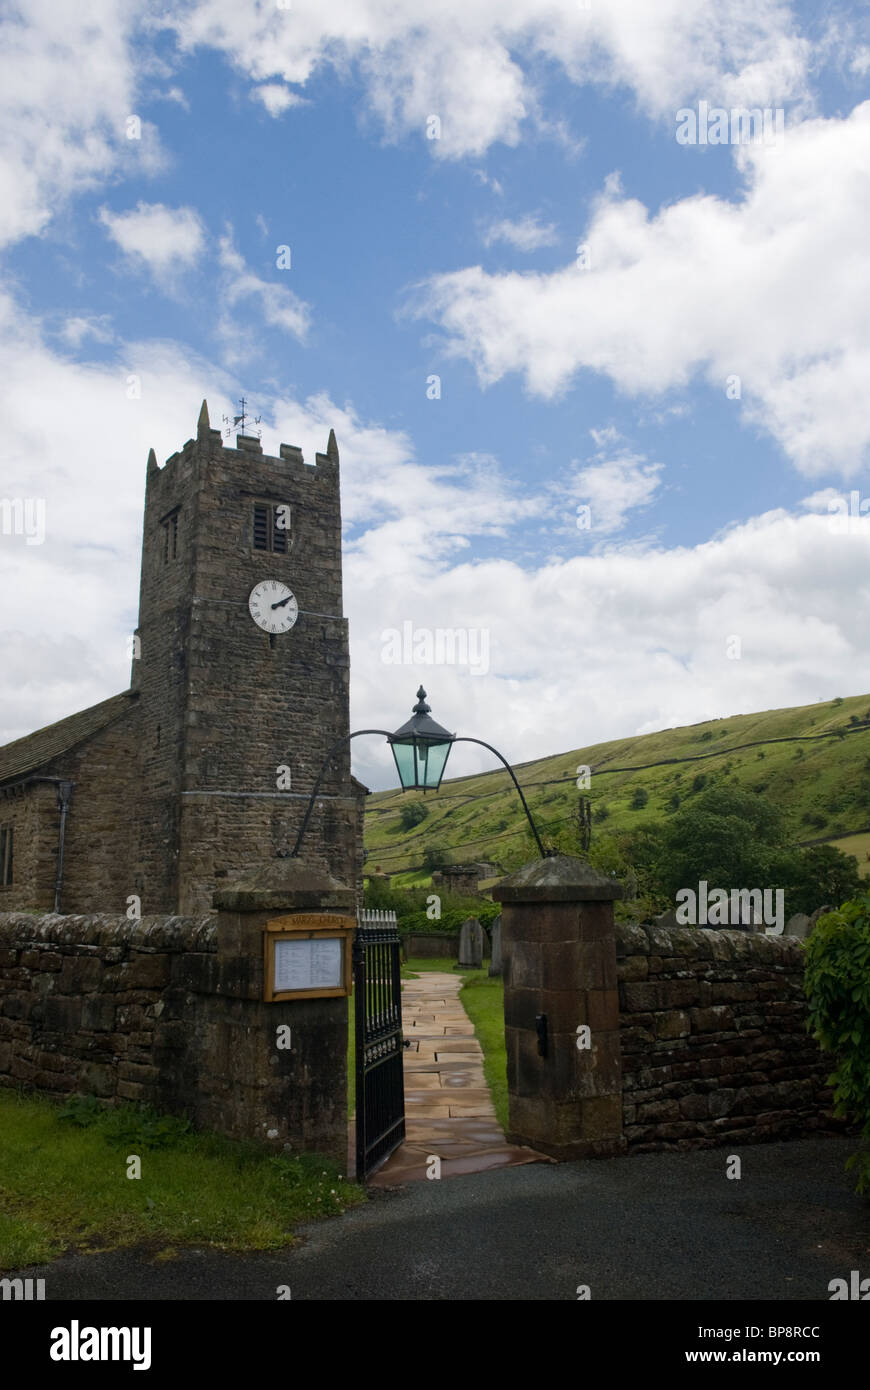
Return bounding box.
[0,402,365,915]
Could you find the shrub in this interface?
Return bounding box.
[804,894,870,1193]
[399,801,428,831]
[422,841,451,872]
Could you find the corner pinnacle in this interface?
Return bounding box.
[326,428,339,463]
[147,447,158,474]
[197,399,210,434]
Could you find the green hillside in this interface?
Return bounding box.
[364,693,870,885]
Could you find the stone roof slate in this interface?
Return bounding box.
[0,690,137,787]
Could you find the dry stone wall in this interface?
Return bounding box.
[0,912,215,1105]
[617,921,834,1150]
[0,907,349,1161]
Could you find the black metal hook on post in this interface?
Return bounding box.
[450,737,548,858]
[291,726,548,862]
[290,730,392,858]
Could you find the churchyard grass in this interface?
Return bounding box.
[457,971,508,1131]
[0,1088,363,1270]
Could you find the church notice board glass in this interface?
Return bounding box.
[263,913,356,1001]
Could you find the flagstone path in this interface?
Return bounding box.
[367,970,547,1185]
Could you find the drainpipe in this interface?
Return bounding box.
[54,781,73,913]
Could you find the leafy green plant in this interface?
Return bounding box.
[60,1097,192,1150]
[58,1094,104,1127]
[804,893,870,1193]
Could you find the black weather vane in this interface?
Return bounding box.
[223,396,262,440]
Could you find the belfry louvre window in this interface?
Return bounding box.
[161,510,179,563]
[0,827,12,887]
[253,502,288,554]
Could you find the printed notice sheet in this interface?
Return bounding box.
[274,937,343,991]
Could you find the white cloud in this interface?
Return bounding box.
[0,1,162,248]
[473,170,504,196]
[59,315,115,348]
[412,102,870,476]
[0,0,816,259]
[483,216,558,251]
[851,48,870,75]
[1,285,868,794]
[253,83,306,116]
[566,451,663,534]
[217,230,311,358]
[99,202,206,286]
[346,506,870,788]
[165,0,810,160]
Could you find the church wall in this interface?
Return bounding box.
[49,710,143,914]
[133,440,199,912]
[0,780,58,911]
[177,794,364,915]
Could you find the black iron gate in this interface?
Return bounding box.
[354,910,405,1180]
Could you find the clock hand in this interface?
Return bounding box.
[271,595,294,609]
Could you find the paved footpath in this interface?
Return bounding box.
[369,970,543,1185]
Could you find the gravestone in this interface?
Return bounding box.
[488,914,503,976]
[458,917,484,968]
[808,904,834,930]
[654,908,679,931]
[784,912,812,940]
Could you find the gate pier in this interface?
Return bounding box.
[213,860,354,1164]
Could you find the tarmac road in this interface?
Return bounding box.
[7,1137,869,1301]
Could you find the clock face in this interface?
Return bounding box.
[248,580,299,634]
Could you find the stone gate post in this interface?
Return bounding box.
[492,855,626,1160]
[207,860,355,1163]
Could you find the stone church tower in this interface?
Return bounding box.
[0,402,365,915]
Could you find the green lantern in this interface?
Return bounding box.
[388,687,455,792]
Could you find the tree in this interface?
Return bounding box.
[630,787,649,810]
[779,844,863,917]
[399,800,428,831]
[654,786,790,899]
[422,841,450,872]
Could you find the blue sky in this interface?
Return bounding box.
[1,1,870,790]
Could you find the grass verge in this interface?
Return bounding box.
[0,1088,363,1271]
[457,971,508,1132]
